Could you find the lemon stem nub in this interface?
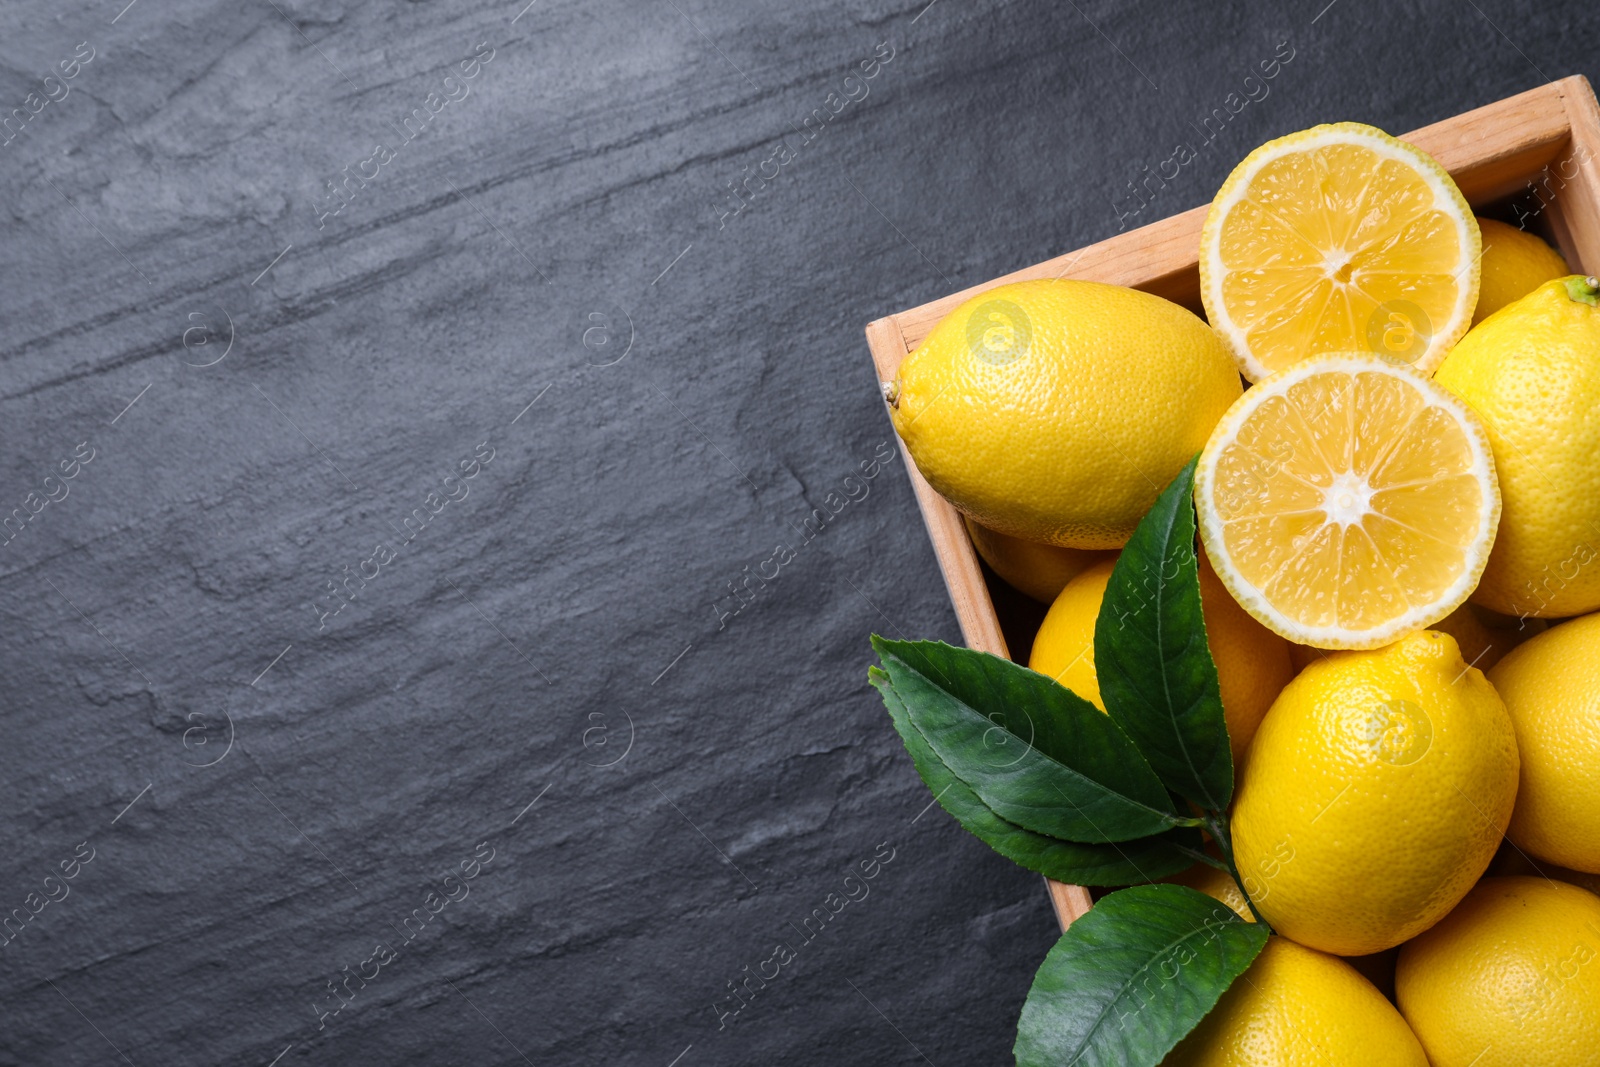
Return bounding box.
[882,379,901,408]
[1562,275,1600,306]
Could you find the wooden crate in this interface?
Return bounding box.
[863,75,1600,932]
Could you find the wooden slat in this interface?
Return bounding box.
[862,77,1588,935]
[1046,880,1094,929]
[1405,77,1578,203]
[1553,76,1600,274]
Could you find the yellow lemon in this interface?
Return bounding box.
[1287,604,1544,674]
[1285,640,1325,674]
[1473,217,1568,324]
[1396,877,1600,1067]
[1029,555,1292,762]
[1342,947,1400,1002]
[1231,631,1519,955]
[1196,356,1500,649]
[1555,867,1600,895]
[1167,861,1254,921]
[1427,601,1502,670]
[1164,937,1428,1066]
[888,279,1241,548]
[1471,600,1548,645]
[1487,611,1600,872]
[962,517,1111,603]
[1487,843,1600,897]
[1200,123,1479,381]
[1435,275,1600,617]
[1029,559,1113,707]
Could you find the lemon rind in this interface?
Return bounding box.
[1195,354,1501,649]
[1200,123,1481,383]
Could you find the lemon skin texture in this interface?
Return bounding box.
[1488,843,1600,897]
[1287,604,1547,674]
[1029,556,1292,763]
[1231,631,1519,956]
[1487,610,1600,872]
[1341,946,1400,1003]
[1288,601,1512,675]
[1029,559,1114,708]
[1167,861,1254,921]
[1435,276,1600,617]
[1396,877,1600,1067]
[891,279,1241,549]
[1472,217,1568,324]
[1164,937,1428,1067]
[962,516,1111,603]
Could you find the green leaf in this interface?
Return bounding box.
[1095,456,1233,811]
[1014,884,1269,1067]
[871,638,1192,844]
[871,668,1202,886]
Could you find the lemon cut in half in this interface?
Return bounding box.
[1201,122,1480,382]
[1195,356,1500,649]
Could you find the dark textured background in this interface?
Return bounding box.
[0,0,1594,1063]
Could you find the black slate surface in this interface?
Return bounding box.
[0,1,1594,1063]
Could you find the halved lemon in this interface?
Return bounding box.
[1195,356,1499,649]
[1201,122,1480,382]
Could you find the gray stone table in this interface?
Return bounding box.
[0,0,1592,1063]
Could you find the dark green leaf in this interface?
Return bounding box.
[1095,456,1233,811]
[871,637,1191,843]
[871,668,1203,886]
[1014,884,1269,1067]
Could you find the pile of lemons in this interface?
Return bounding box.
[888,123,1600,1067]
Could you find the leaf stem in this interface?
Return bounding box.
[1174,844,1231,873]
[1203,811,1271,929]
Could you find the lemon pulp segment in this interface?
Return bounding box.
[1202,123,1478,381]
[1197,357,1499,648]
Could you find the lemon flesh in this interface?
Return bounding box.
[890,279,1241,548]
[1201,122,1479,381]
[1196,355,1499,649]
[1396,877,1600,1067]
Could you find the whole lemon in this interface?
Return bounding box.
[1488,843,1600,897]
[1286,604,1548,671]
[1555,867,1600,895]
[1396,877,1600,1067]
[1487,611,1600,872]
[889,279,1241,548]
[1285,640,1325,675]
[1342,947,1400,1003]
[1029,559,1114,709]
[962,517,1111,603]
[1472,217,1568,324]
[1435,275,1600,617]
[1167,860,1254,921]
[1231,631,1519,955]
[1289,605,1543,675]
[1164,937,1428,1066]
[1029,554,1292,762]
[1428,602,1505,670]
